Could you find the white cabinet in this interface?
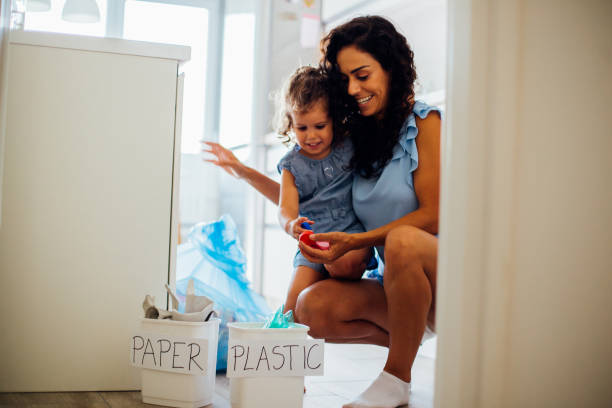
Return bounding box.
[0,31,189,391]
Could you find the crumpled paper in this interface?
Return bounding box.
[142,279,216,322]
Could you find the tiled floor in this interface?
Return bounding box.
[0,341,435,408]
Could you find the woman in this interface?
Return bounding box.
[205,16,440,408]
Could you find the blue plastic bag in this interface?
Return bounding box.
[263,305,297,328]
[175,214,271,371]
[364,248,384,284]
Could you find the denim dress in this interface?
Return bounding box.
[277,139,365,273]
[353,100,441,283]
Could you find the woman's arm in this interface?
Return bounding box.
[202,141,281,205]
[278,169,313,239]
[299,113,441,262]
[350,112,440,246]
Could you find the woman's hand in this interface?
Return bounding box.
[287,216,314,240]
[201,141,246,179]
[298,231,355,264]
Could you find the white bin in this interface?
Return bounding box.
[139,318,220,408]
[228,322,309,408]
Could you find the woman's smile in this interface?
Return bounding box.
[337,45,390,118]
[356,95,374,105]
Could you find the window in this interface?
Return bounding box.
[218,13,255,149]
[215,10,257,246]
[261,143,294,307]
[124,0,210,155]
[215,5,257,282]
[121,1,223,249]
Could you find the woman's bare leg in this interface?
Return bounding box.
[296,225,438,407]
[338,226,437,408]
[295,227,437,362]
[382,225,438,382]
[295,278,389,346]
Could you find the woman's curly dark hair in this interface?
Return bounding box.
[321,16,417,178]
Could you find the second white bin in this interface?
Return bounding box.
[227,322,310,408]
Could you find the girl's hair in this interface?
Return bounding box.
[321,16,417,178]
[275,66,346,145]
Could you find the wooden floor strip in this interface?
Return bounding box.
[0,343,435,408]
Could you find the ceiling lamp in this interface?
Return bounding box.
[62,0,100,23]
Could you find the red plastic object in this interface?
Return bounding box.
[299,230,329,250]
[299,230,316,247]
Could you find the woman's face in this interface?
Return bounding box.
[337,45,390,119]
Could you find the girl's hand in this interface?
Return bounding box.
[298,231,354,263]
[201,141,246,179]
[288,216,314,240]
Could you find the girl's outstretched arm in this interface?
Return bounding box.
[202,141,281,205]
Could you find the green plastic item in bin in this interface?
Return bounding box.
[263,305,297,328]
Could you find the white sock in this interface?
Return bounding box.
[342,370,411,408]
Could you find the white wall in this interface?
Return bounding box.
[507,1,612,405]
[0,0,11,225]
[436,1,612,407]
[267,0,322,124]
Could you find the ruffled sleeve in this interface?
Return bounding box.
[394,100,441,173]
[277,146,308,195]
[276,146,297,175]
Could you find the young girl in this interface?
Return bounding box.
[275,66,373,314]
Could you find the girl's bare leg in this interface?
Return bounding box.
[325,247,372,280]
[283,266,325,315]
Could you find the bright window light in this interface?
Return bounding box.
[218,13,255,149]
[124,0,209,154]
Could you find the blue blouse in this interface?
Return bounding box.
[352,100,441,262]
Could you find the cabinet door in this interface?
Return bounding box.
[0,43,178,391]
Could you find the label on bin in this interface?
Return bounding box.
[226,339,324,377]
[130,332,209,376]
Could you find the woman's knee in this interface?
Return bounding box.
[294,284,333,338]
[384,225,433,285]
[385,225,425,262]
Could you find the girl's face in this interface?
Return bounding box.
[291,99,333,160]
[337,45,390,119]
